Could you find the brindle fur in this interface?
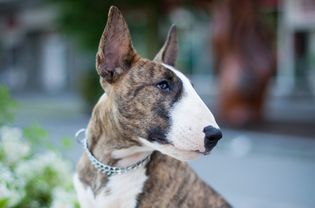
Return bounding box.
[137,152,229,208]
[77,59,183,192]
[76,6,231,207]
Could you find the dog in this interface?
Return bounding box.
[74,6,231,208]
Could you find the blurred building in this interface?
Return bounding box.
[0,0,315,98]
[277,0,315,97]
[0,0,86,93]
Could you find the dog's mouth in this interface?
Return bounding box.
[177,145,217,156]
[148,135,213,156]
[148,135,170,145]
[203,140,219,155]
[175,146,212,156]
[139,137,214,161]
[195,150,211,155]
[147,128,171,145]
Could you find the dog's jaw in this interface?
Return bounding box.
[111,146,153,167]
[139,137,202,161]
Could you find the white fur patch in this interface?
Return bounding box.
[73,173,95,208]
[139,137,201,161]
[99,93,108,102]
[74,167,148,208]
[112,146,152,167]
[161,64,219,158]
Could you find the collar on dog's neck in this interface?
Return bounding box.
[75,128,151,177]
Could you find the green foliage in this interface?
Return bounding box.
[61,136,74,150]
[0,199,9,208]
[49,0,161,52]
[0,87,78,208]
[0,126,78,208]
[23,125,75,151]
[23,124,48,142]
[23,124,53,150]
[0,86,16,127]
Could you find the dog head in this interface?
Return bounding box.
[95,6,222,161]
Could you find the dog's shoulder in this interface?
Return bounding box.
[137,152,231,208]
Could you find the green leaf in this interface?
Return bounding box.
[23,124,52,150]
[0,198,9,208]
[23,124,48,142]
[61,137,73,150]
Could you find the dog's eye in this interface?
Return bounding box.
[156,80,170,92]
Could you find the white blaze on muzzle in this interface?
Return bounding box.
[162,64,219,153]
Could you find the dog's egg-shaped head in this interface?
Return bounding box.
[95,6,222,161]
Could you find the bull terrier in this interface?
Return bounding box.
[74,6,231,208]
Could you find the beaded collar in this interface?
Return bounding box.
[75,129,151,177]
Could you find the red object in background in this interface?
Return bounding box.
[212,0,275,127]
[6,15,18,31]
[261,0,278,7]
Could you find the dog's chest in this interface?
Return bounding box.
[74,168,148,208]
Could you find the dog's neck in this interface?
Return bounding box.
[85,93,152,168]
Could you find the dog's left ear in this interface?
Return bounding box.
[96,6,138,83]
[154,25,178,66]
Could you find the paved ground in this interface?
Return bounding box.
[11,92,315,208]
[190,130,315,208]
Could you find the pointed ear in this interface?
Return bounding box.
[96,6,138,83]
[154,25,178,66]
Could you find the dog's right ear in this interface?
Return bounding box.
[96,6,138,83]
[154,25,178,66]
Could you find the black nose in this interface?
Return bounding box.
[203,126,222,152]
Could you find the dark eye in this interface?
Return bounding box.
[156,80,170,92]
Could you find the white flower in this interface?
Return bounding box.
[0,126,30,164]
[0,126,77,208]
[0,164,25,207]
[15,151,72,185]
[50,187,78,208]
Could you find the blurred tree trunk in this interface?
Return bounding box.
[212,0,275,127]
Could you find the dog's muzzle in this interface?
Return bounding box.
[203,126,222,153]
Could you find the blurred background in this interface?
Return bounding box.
[0,0,314,207]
